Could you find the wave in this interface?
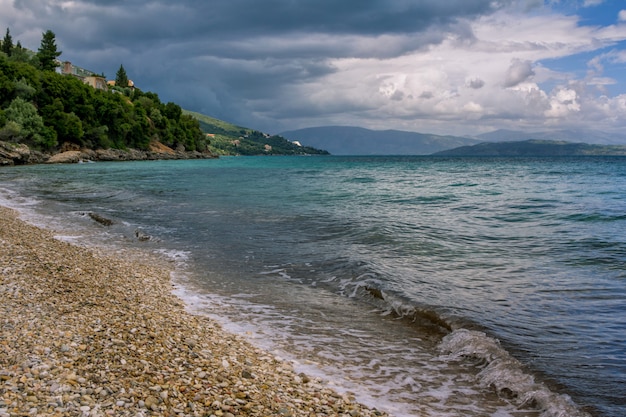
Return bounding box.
[0,186,66,231]
[438,329,592,417]
[0,186,40,211]
[338,274,594,416]
[359,285,453,334]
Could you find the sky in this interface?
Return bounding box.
[2,0,626,137]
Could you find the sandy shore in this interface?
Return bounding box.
[0,206,387,417]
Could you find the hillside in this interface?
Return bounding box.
[432,139,626,156]
[476,129,626,145]
[183,110,329,156]
[0,30,213,164]
[280,126,480,155]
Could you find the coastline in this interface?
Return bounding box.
[0,140,217,166]
[0,206,387,417]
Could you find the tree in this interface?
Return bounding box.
[115,64,129,88]
[163,102,182,121]
[14,77,35,99]
[36,30,61,71]
[0,120,21,141]
[4,97,56,148]
[10,41,31,63]
[2,28,13,56]
[41,98,84,145]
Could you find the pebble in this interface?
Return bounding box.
[0,206,388,417]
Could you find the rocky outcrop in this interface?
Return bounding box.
[150,141,176,155]
[0,141,53,165]
[0,142,33,165]
[46,151,84,164]
[92,147,213,162]
[94,148,147,161]
[0,140,217,166]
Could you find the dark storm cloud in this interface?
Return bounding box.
[5,0,513,132]
[56,0,504,37]
[15,0,506,56]
[204,0,498,35]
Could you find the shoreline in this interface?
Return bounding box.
[0,206,387,417]
[0,140,218,166]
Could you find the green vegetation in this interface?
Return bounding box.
[0,28,208,154]
[115,64,129,88]
[183,110,329,156]
[36,30,61,72]
[2,29,13,57]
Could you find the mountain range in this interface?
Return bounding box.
[280,126,626,155]
[279,126,480,155]
[433,139,626,157]
[476,129,626,145]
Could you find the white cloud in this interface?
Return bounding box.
[463,101,483,113]
[587,50,626,86]
[545,87,580,118]
[619,10,626,22]
[282,7,626,134]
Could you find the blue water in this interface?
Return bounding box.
[1,156,625,417]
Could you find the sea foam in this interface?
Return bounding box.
[438,329,591,417]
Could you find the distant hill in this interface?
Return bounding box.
[183,110,329,156]
[279,126,480,155]
[433,139,626,156]
[477,129,626,145]
[182,110,246,138]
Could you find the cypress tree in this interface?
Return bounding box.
[115,64,129,88]
[37,30,62,71]
[2,28,13,56]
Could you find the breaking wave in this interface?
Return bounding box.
[438,329,592,417]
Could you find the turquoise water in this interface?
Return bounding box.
[1,156,625,417]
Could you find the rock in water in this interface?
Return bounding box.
[88,212,114,226]
[135,229,151,241]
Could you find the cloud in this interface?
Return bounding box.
[10,0,503,46]
[2,0,626,137]
[463,101,483,113]
[504,59,535,88]
[466,78,486,89]
[589,49,626,68]
[545,87,580,118]
[619,10,626,22]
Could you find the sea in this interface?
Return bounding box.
[1,155,625,417]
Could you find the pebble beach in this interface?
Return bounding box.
[0,206,388,417]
